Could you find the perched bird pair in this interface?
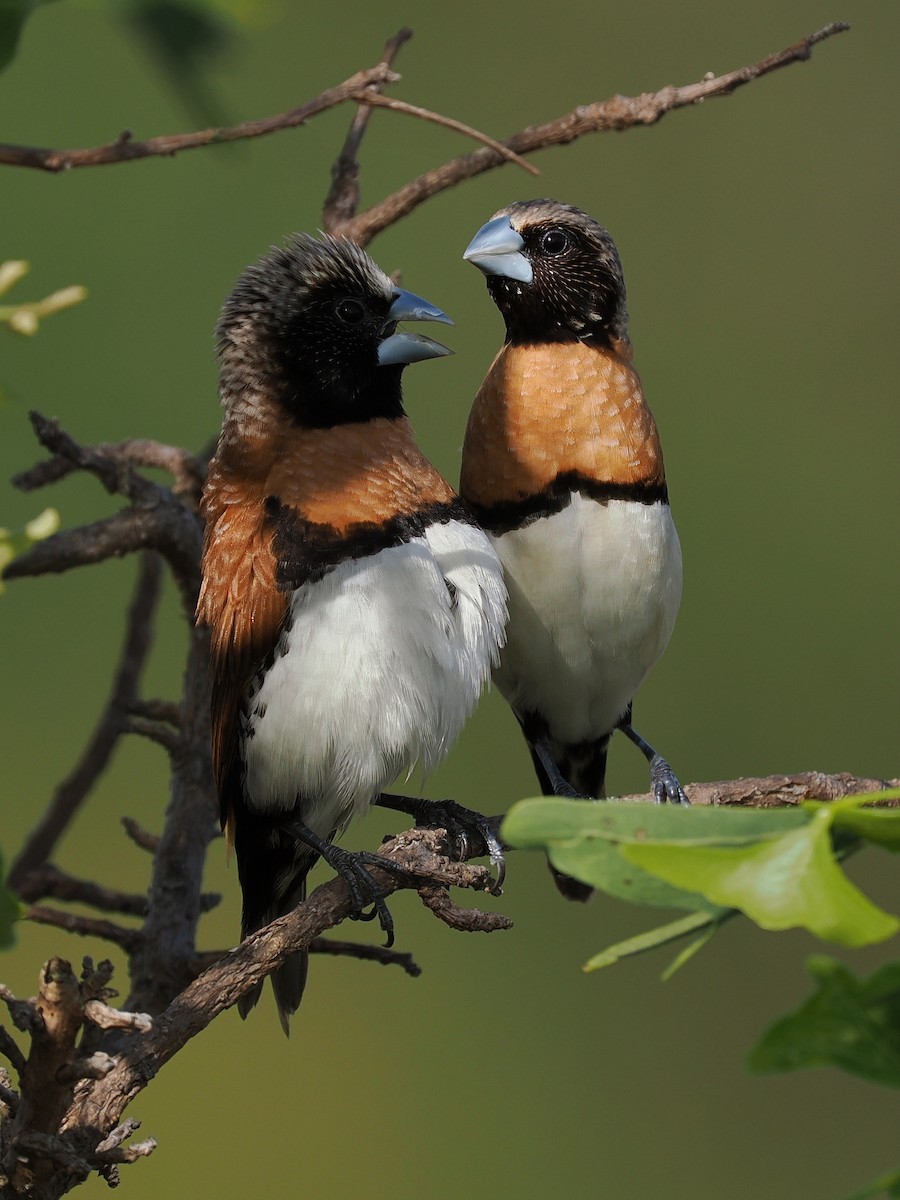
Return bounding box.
[199,200,686,1028]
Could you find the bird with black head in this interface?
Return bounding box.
[198,233,508,1029]
[461,199,687,901]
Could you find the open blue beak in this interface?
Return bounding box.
[378,287,454,366]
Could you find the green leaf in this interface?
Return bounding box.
[583,910,719,973]
[0,507,60,592]
[826,796,900,853]
[0,849,20,949]
[844,1167,900,1200]
[748,956,900,1089]
[660,922,720,981]
[503,796,809,848]
[503,798,812,914]
[549,833,720,913]
[0,0,60,74]
[623,809,899,946]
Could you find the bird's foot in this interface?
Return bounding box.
[378,794,505,895]
[649,755,690,806]
[288,823,421,947]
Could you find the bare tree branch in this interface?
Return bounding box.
[620,770,899,808]
[127,699,181,727]
[0,20,847,255]
[418,885,515,932]
[340,22,850,245]
[13,439,204,501]
[122,623,217,1015]
[92,1120,140,1156]
[7,554,163,892]
[323,27,413,228]
[81,1005,151,1036]
[64,827,504,1135]
[120,820,159,855]
[191,937,423,978]
[120,716,182,754]
[3,960,86,1193]
[5,414,203,614]
[24,908,142,954]
[0,1031,26,1079]
[0,65,398,172]
[0,772,892,1197]
[352,93,540,177]
[305,937,422,977]
[13,867,148,916]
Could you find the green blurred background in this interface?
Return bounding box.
[2,1,898,1197]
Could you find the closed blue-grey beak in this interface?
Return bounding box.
[463,215,533,284]
[378,288,453,366]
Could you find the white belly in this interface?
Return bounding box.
[241,522,507,835]
[493,496,682,744]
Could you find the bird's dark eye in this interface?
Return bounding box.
[540,229,570,256]
[335,299,366,325]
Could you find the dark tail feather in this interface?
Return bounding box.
[548,863,595,903]
[233,810,316,1032]
[522,723,610,903]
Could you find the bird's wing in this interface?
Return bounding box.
[198,464,289,842]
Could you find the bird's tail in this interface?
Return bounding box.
[233,810,315,1034]
[526,734,610,903]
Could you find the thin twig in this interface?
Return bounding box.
[5,414,204,613]
[7,554,163,892]
[82,1002,152,1035]
[0,986,37,1035]
[121,716,182,754]
[128,699,181,727]
[93,1136,157,1165]
[15,413,166,505]
[307,937,422,977]
[354,92,539,175]
[190,937,421,978]
[25,907,142,954]
[14,438,204,501]
[120,819,159,854]
[0,1028,27,1077]
[12,866,149,916]
[0,65,398,172]
[418,885,514,933]
[342,21,850,245]
[93,1119,140,1156]
[323,27,413,229]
